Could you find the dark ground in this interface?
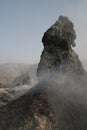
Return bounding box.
[0,80,87,130]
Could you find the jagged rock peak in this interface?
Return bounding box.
[42,15,76,48]
[37,16,86,78]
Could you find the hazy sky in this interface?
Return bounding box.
[0,0,87,64]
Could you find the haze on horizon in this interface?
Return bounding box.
[0,0,87,64]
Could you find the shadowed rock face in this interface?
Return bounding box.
[43,16,76,48]
[37,16,86,78]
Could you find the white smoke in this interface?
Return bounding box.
[10,84,32,100]
[38,71,87,107]
[36,71,87,129]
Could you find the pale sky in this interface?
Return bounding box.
[0,0,87,64]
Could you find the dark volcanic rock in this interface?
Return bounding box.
[0,82,58,130]
[37,16,86,78]
[0,79,87,130]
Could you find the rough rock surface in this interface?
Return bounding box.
[0,79,87,130]
[14,72,31,86]
[0,72,31,107]
[0,88,13,106]
[0,82,57,130]
[37,16,86,78]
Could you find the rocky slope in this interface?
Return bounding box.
[0,88,13,106]
[14,72,31,86]
[0,63,29,87]
[0,78,87,130]
[0,63,37,87]
[0,64,32,107]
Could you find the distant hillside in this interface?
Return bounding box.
[0,63,38,87]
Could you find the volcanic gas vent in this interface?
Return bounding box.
[37,16,85,78]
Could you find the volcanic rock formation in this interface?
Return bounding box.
[37,16,86,79]
[0,16,87,130]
